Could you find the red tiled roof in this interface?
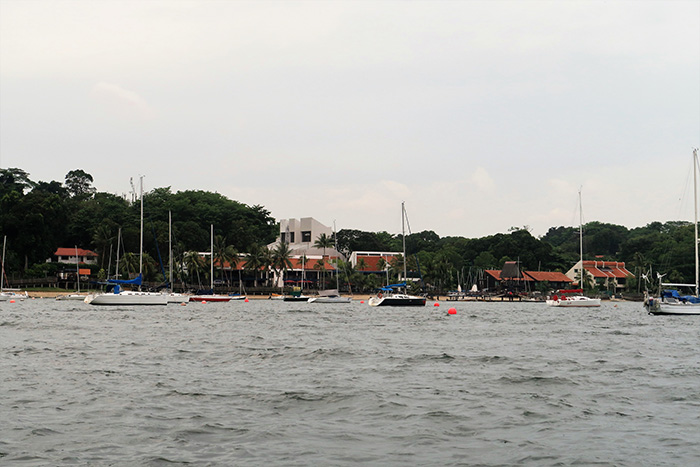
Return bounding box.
[524,271,573,283]
[485,270,533,281]
[54,248,98,257]
[355,255,398,272]
[582,261,634,279]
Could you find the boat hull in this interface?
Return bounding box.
[189,295,232,302]
[283,295,310,302]
[546,296,600,307]
[86,291,169,306]
[308,296,352,303]
[368,294,426,307]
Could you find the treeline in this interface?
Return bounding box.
[0,168,278,279]
[1,168,695,291]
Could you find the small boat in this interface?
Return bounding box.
[308,289,351,304]
[228,293,247,300]
[368,289,426,307]
[1,236,28,301]
[547,189,600,308]
[56,293,88,301]
[88,177,168,306]
[645,149,700,315]
[546,289,601,307]
[283,286,310,302]
[85,287,168,306]
[368,203,426,307]
[189,225,232,303]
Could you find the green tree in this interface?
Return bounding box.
[65,169,96,199]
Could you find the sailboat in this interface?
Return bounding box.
[0,235,28,301]
[645,148,700,315]
[369,202,426,307]
[56,246,89,300]
[546,188,601,308]
[85,177,168,306]
[309,223,351,304]
[164,211,188,303]
[189,225,232,302]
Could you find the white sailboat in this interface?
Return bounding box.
[547,188,601,308]
[309,223,351,304]
[86,177,168,306]
[645,149,700,315]
[56,246,89,301]
[189,225,232,303]
[369,202,426,307]
[164,211,188,303]
[0,235,28,301]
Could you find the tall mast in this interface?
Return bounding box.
[169,210,173,292]
[334,220,339,291]
[402,202,407,285]
[210,224,214,291]
[1,235,5,291]
[579,188,584,289]
[694,149,698,297]
[139,175,144,283]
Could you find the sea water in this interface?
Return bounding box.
[1,299,699,466]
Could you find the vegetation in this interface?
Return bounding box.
[2,167,698,294]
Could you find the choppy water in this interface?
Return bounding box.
[1,298,699,466]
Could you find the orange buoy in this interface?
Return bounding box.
[448,308,457,314]
[180,302,187,306]
[244,298,249,302]
[201,300,207,304]
[10,299,15,303]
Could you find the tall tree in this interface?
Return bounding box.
[64,169,96,199]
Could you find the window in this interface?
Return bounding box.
[301,231,311,242]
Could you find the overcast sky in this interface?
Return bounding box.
[1,0,698,239]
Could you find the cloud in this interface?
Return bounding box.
[470,167,495,192]
[90,82,156,120]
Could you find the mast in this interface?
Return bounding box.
[75,245,80,293]
[139,175,144,289]
[334,220,339,291]
[169,210,173,292]
[1,235,5,291]
[694,149,699,297]
[115,227,121,279]
[210,224,214,292]
[402,202,407,286]
[579,188,584,290]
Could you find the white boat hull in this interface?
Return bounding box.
[308,296,352,304]
[56,293,88,301]
[645,297,700,315]
[189,294,232,302]
[546,296,601,307]
[86,291,169,306]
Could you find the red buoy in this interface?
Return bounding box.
[434,302,440,307]
[244,298,249,302]
[448,308,457,314]
[360,300,364,304]
[10,299,15,303]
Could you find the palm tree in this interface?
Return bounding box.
[313,233,334,288]
[244,244,270,287]
[91,224,114,270]
[118,252,139,279]
[313,233,334,258]
[183,250,205,288]
[271,242,293,290]
[213,234,236,287]
[313,257,326,289]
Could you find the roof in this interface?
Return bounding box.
[524,271,573,283]
[54,248,98,257]
[487,269,573,283]
[485,270,533,282]
[582,260,634,279]
[355,254,397,272]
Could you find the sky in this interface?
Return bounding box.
[1,0,699,239]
